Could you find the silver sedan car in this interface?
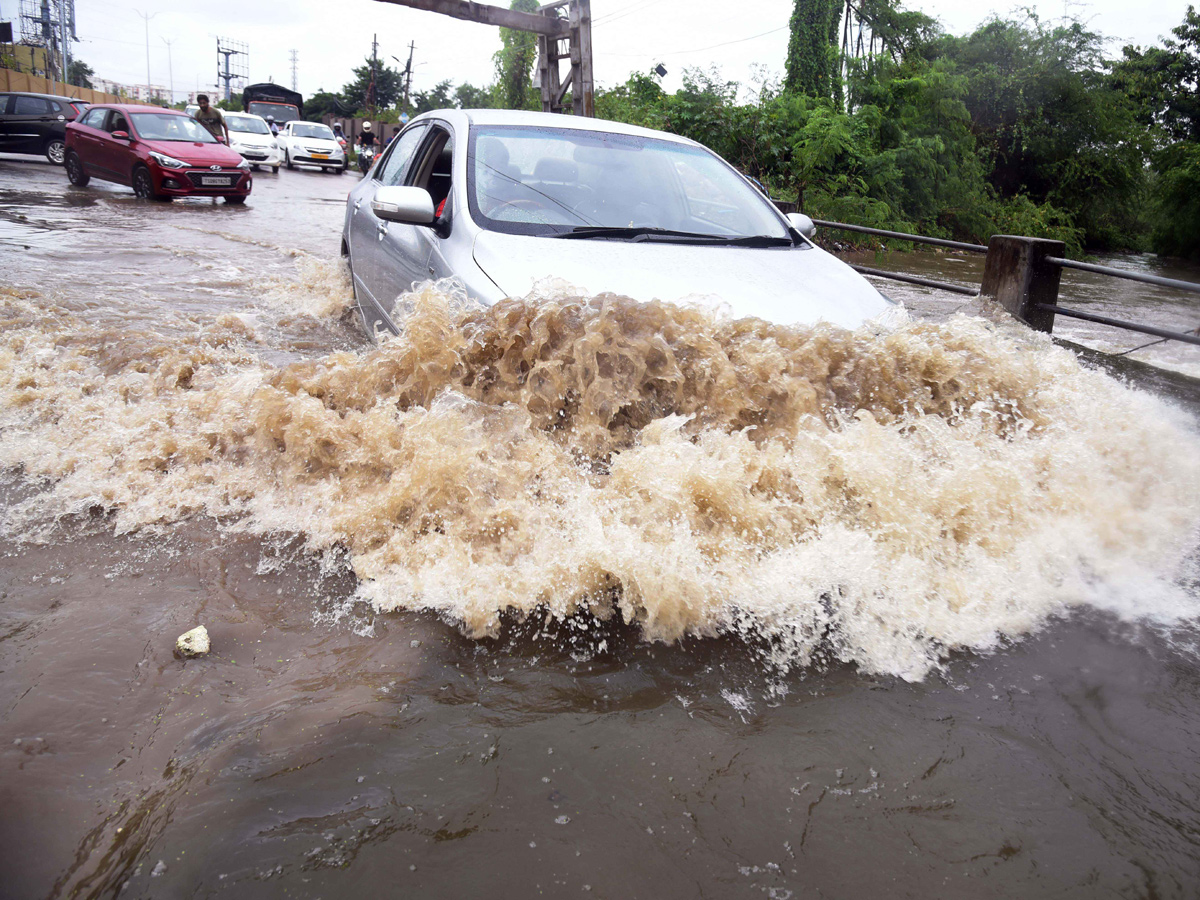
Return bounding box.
[342,109,892,338]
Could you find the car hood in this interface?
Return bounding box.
[471,231,893,329]
[288,136,338,150]
[140,139,245,166]
[230,133,275,148]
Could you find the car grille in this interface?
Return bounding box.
[241,152,267,160]
[304,146,331,155]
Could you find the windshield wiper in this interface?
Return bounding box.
[551,226,793,246]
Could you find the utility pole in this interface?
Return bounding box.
[216,39,243,102]
[134,9,157,99]
[290,49,298,91]
[403,40,414,110]
[59,0,71,85]
[161,36,174,104]
[367,33,378,115]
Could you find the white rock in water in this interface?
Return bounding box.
[175,625,210,658]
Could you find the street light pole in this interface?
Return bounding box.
[134,9,158,100]
[161,36,174,104]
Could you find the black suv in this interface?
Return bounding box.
[0,92,89,165]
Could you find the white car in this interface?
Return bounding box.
[343,109,894,339]
[279,121,345,174]
[222,111,284,173]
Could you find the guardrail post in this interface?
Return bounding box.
[980,235,1065,333]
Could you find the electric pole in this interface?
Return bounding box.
[134,9,157,98]
[367,33,378,116]
[161,37,174,104]
[290,49,298,91]
[403,40,414,110]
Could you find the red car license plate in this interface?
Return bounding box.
[201,175,232,186]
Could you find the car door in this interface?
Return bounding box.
[368,124,453,308]
[0,95,11,151]
[7,95,58,154]
[71,107,108,175]
[348,122,428,315]
[93,109,134,182]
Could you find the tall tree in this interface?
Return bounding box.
[341,57,405,113]
[494,0,540,109]
[785,0,843,99]
[67,59,94,89]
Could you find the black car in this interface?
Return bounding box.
[0,91,88,165]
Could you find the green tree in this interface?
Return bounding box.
[67,59,94,89]
[785,0,842,100]
[494,0,540,109]
[412,80,455,114]
[455,82,494,109]
[341,57,405,113]
[305,89,353,120]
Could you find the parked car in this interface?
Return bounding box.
[64,104,252,203]
[222,111,283,173]
[279,121,345,173]
[342,109,893,339]
[0,91,88,164]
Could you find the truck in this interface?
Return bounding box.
[242,83,303,126]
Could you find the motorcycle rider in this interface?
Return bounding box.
[357,121,379,173]
[266,115,279,137]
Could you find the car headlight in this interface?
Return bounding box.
[237,158,251,169]
[149,150,187,169]
[270,141,278,149]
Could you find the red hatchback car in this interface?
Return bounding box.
[64,104,251,203]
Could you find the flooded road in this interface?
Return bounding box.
[3,155,1200,899]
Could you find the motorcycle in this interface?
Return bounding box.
[356,143,376,175]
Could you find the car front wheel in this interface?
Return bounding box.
[132,165,162,200]
[46,138,66,165]
[65,151,89,186]
[285,152,295,170]
[272,166,279,174]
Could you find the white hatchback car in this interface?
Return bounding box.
[279,121,345,174]
[342,109,893,338]
[223,111,284,173]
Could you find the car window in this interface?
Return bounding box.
[49,100,63,114]
[14,96,51,116]
[79,107,106,128]
[107,112,129,134]
[376,124,427,186]
[290,123,334,140]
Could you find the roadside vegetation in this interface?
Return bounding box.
[302,2,1198,258]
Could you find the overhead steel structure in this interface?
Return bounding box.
[372,0,594,117]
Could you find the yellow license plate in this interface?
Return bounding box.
[313,153,329,159]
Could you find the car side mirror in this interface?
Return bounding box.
[110,130,131,140]
[372,185,436,226]
[786,212,817,239]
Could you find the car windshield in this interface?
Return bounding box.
[247,101,297,122]
[131,113,217,143]
[468,125,790,239]
[225,115,270,135]
[290,123,334,140]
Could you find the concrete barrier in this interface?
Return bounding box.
[0,68,122,104]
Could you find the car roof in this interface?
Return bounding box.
[419,108,699,147]
[0,91,87,102]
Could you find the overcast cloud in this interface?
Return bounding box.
[9,0,1188,104]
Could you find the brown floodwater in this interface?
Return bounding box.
[2,155,1200,900]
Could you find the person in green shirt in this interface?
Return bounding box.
[192,94,229,144]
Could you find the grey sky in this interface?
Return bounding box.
[13,0,1189,104]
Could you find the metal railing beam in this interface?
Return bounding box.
[1035,304,1200,347]
[1046,257,1200,295]
[851,265,980,296]
[813,219,988,253]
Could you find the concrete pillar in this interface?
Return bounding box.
[980,235,1065,333]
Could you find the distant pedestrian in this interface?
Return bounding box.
[192,94,229,143]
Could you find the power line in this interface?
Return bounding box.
[604,23,788,58]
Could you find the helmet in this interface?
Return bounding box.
[266,115,275,122]
[362,121,372,131]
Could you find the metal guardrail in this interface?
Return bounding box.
[813,219,1200,349]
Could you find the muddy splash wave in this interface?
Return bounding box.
[2,273,1198,679]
